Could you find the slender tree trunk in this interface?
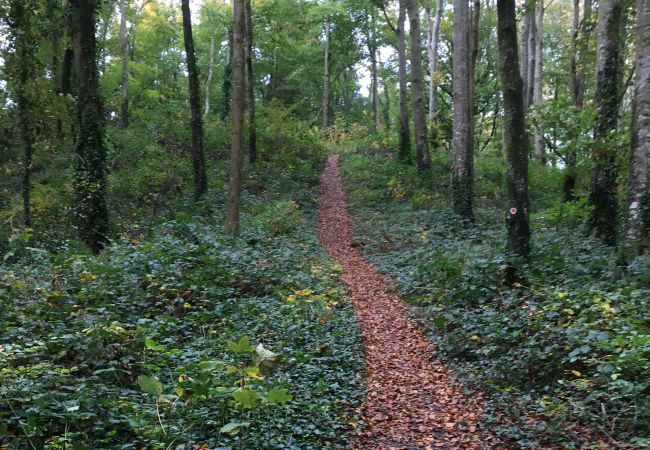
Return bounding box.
[452,0,473,219]
[469,1,480,158]
[70,0,109,253]
[407,0,431,172]
[520,2,530,102]
[221,26,234,121]
[497,0,531,280]
[587,0,622,245]
[204,35,216,116]
[119,0,129,129]
[10,1,35,228]
[369,10,380,131]
[525,0,536,112]
[61,47,74,96]
[182,0,208,200]
[398,0,411,162]
[245,0,257,163]
[224,0,246,235]
[428,0,444,125]
[322,17,331,128]
[533,0,544,163]
[625,0,649,251]
[383,77,391,130]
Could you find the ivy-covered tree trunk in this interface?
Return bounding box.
[452,0,473,220]
[9,0,37,228]
[587,0,622,245]
[322,17,331,128]
[245,0,257,163]
[397,0,411,163]
[497,0,531,279]
[119,0,129,129]
[225,0,246,235]
[406,0,431,172]
[625,0,649,252]
[70,0,109,253]
[181,0,208,200]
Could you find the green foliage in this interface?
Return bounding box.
[341,152,650,448]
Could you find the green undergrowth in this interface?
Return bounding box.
[0,140,365,449]
[339,150,650,449]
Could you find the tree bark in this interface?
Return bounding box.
[497,0,531,278]
[625,0,649,251]
[406,0,431,172]
[204,36,216,117]
[524,0,536,112]
[61,47,74,96]
[245,0,257,163]
[452,0,473,219]
[182,0,208,200]
[322,17,331,128]
[224,0,246,235]
[70,0,109,253]
[221,26,234,121]
[587,0,621,245]
[533,0,544,163]
[428,0,444,129]
[382,76,391,130]
[469,0,480,162]
[398,0,411,162]
[520,2,530,102]
[119,0,129,129]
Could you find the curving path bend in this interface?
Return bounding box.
[317,155,489,450]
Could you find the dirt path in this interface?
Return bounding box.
[317,155,489,450]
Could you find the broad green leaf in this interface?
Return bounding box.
[226,336,255,353]
[231,388,261,409]
[144,338,166,351]
[266,388,293,404]
[137,375,163,396]
[220,421,250,435]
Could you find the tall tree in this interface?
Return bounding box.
[565,0,592,200]
[398,0,411,162]
[224,0,246,235]
[204,35,216,116]
[427,0,444,133]
[222,26,234,121]
[497,0,531,279]
[322,15,331,128]
[8,0,38,228]
[532,0,544,163]
[368,9,380,131]
[70,0,109,253]
[181,0,208,200]
[119,0,129,128]
[406,0,431,172]
[625,0,649,251]
[522,0,536,112]
[245,0,257,163]
[452,0,473,219]
[587,0,622,245]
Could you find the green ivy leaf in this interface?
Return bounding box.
[266,388,293,404]
[144,338,166,351]
[220,421,250,435]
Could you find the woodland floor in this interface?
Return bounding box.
[317,155,494,450]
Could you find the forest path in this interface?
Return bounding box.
[317,155,489,450]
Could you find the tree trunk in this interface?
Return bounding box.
[587,0,621,245]
[182,0,208,200]
[61,47,74,96]
[533,0,544,163]
[119,0,129,129]
[398,0,411,162]
[469,0,480,160]
[452,0,473,219]
[406,0,431,172]
[221,26,234,122]
[382,76,391,130]
[245,0,257,163]
[10,1,35,228]
[224,0,246,235]
[204,36,216,117]
[520,2,530,102]
[322,17,331,128]
[525,0,536,112]
[70,0,109,253]
[497,0,531,279]
[625,0,649,251]
[428,0,444,129]
[370,10,380,131]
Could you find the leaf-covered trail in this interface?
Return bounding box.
[317,155,489,450]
